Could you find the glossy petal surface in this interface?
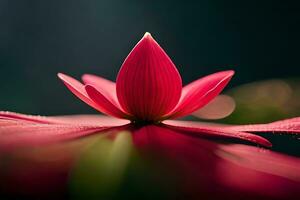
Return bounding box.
[163,120,272,147]
[132,125,300,199]
[225,117,300,134]
[0,111,56,124]
[116,33,182,121]
[0,113,129,150]
[0,111,129,126]
[58,73,127,118]
[85,85,130,119]
[82,74,120,107]
[58,73,100,109]
[217,144,300,182]
[166,71,234,119]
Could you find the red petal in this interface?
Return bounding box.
[0,114,129,150]
[217,144,300,182]
[116,33,182,121]
[85,85,131,119]
[0,111,55,124]
[163,120,272,147]
[132,125,300,198]
[0,124,105,150]
[225,117,300,134]
[47,114,129,126]
[58,73,126,118]
[58,73,100,109]
[0,111,130,126]
[82,74,120,107]
[166,71,234,119]
[216,144,300,197]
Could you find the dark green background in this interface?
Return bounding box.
[0,0,299,116]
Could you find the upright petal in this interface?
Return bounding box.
[82,74,120,107]
[116,33,182,121]
[166,71,234,119]
[85,85,131,119]
[58,73,99,109]
[58,73,127,118]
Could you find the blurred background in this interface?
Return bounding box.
[0,0,300,118]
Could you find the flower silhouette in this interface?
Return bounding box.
[1,33,300,199]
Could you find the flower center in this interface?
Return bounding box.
[130,118,162,125]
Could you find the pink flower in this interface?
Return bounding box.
[1,32,300,199]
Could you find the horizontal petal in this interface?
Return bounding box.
[0,111,130,126]
[0,114,129,150]
[217,144,300,182]
[116,33,182,121]
[224,117,300,134]
[0,124,108,150]
[132,125,299,198]
[58,73,127,118]
[163,120,272,147]
[82,74,120,107]
[0,111,56,124]
[85,85,131,119]
[166,70,234,119]
[47,114,130,126]
[216,144,300,197]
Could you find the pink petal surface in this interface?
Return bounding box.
[192,94,236,120]
[163,120,272,147]
[57,73,101,110]
[217,144,300,182]
[58,73,127,118]
[224,117,300,134]
[166,70,234,119]
[132,125,300,199]
[47,114,129,126]
[81,74,120,108]
[0,123,107,150]
[85,85,131,119]
[116,33,182,121]
[216,144,300,198]
[0,111,129,126]
[0,111,56,124]
[0,113,129,150]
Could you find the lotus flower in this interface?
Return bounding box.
[1,33,300,199]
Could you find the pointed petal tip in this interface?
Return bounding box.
[260,138,272,148]
[228,70,235,75]
[143,32,152,38]
[57,72,71,83]
[57,72,64,78]
[57,72,70,81]
[141,32,156,44]
[229,70,235,76]
[223,70,235,78]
